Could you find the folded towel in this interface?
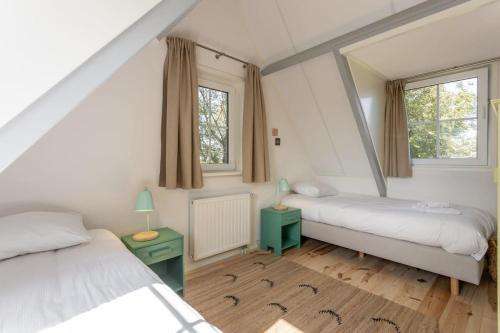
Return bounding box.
[415,201,451,208]
[412,206,462,215]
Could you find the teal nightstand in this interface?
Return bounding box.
[260,207,301,256]
[122,227,184,297]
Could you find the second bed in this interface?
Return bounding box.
[281,193,495,295]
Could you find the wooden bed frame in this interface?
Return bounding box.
[301,219,485,296]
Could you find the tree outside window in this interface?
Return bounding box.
[198,86,229,165]
[405,77,478,160]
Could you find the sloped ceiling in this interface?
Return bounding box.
[170,0,430,178]
[0,0,198,174]
[0,0,160,128]
[348,0,500,79]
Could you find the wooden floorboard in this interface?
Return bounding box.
[186,238,497,332]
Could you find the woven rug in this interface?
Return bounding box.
[186,253,438,333]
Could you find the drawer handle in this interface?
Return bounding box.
[149,246,172,257]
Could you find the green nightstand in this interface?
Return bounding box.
[122,227,184,297]
[260,207,301,256]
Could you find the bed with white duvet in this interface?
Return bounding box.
[282,193,495,260]
[0,229,220,333]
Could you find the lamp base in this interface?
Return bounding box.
[272,204,289,211]
[132,230,159,242]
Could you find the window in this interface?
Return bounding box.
[199,86,229,165]
[198,68,243,172]
[405,68,488,166]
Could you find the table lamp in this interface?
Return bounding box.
[132,187,159,241]
[273,178,290,211]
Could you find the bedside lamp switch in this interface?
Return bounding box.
[275,137,281,146]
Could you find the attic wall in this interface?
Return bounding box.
[0,11,314,270]
[236,0,427,190]
[349,59,386,162]
[267,55,374,178]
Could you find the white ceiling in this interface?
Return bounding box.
[348,0,500,79]
[173,0,428,67]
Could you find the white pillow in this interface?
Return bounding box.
[0,211,91,261]
[292,181,338,198]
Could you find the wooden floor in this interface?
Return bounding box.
[186,238,497,333]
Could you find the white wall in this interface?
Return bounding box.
[349,58,386,161]
[0,14,314,270]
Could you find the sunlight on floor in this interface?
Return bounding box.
[265,319,304,333]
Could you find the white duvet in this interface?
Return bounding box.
[0,229,220,333]
[282,193,495,260]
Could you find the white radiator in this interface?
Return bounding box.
[190,193,251,261]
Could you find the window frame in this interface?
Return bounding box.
[405,67,489,166]
[198,67,243,173]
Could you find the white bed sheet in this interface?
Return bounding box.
[0,229,220,333]
[282,193,495,260]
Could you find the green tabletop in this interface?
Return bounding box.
[260,207,301,215]
[121,227,183,251]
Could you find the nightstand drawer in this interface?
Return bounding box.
[282,210,301,225]
[135,239,182,265]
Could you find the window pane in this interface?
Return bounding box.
[198,86,229,165]
[405,85,437,123]
[209,128,228,164]
[199,88,210,125]
[439,119,477,158]
[439,78,477,120]
[409,122,437,158]
[199,126,210,163]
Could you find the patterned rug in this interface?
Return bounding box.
[186,253,438,333]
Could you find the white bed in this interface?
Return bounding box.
[282,193,495,260]
[282,193,495,295]
[0,229,220,333]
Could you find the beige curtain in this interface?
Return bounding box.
[159,37,203,189]
[242,64,270,183]
[383,79,412,177]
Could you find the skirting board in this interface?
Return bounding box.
[301,219,484,285]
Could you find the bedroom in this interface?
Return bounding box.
[0,0,498,332]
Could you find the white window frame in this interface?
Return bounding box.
[405,67,489,166]
[198,66,243,173]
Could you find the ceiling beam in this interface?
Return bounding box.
[261,0,483,76]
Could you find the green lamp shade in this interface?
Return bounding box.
[135,188,154,212]
[278,178,290,192]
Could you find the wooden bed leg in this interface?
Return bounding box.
[450,278,460,296]
[358,251,365,258]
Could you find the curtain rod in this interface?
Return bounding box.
[405,56,500,82]
[195,43,248,68]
